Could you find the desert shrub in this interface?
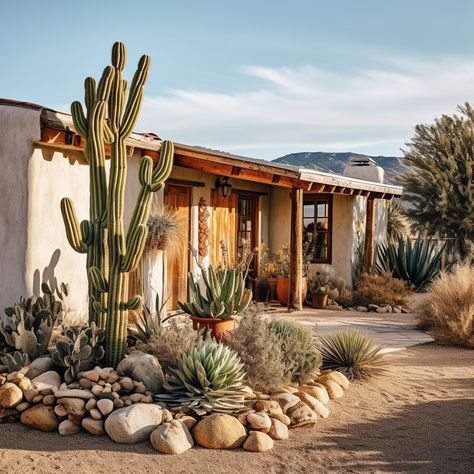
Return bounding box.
[352,272,411,307]
[319,330,385,379]
[417,263,474,348]
[268,319,321,384]
[136,318,203,371]
[226,305,290,392]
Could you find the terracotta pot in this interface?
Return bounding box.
[267,277,277,301]
[190,316,235,340]
[312,292,328,309]
[276,277,308,307]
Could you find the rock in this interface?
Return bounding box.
[287,401,318,427]
[393,306,402,313]
[118,376,134,392]
[90,408,102,420]
[318,371,350,390]
[58,419,81,436]
[270,393,301,413]
[0,408,17,421]
[113,398,124,409]
[327,304,343,311]
[243,431,274,452]
[116,352,164,393]
[296,392,329,418]
[54,404,68,417]
[0,382,23,408]
[32,394,44,404]
[376,306,390,313]
[111,382,121,393]
[15,401,31,413]
[42,394,56,406]
[318,380,344,399]
[270,413,291,426]
[97,399,114,416]
[55,389,94,400]
[23,389,39,403]
[57,397,86,416]
[106,373,120,384]
[299,384,330,405]
[267,418,289,440]
[7,371,24,384]
[17,377,32,392]
[32,371,61,393]
[253,400,283,417]
[91,385,103,397]
[26,357,54,379]
[68,414,85,426]
[134,382,147,394]
[247,412,271,430]
[79,378,94,389]
[356,306,369,312]
[99,392,116,401]
[150,420,194,455]
[368,304,379,311]
[283,386,299,394]
[161,409,173,423]
[128,393,144,403]
[82,370,100,382]
[192,414,246,449]
[20,405,58,432]
[85,398,97,411]
[141,395,154,404]
[82,417,105,436]
[179,415,198,430]
[104,403,163,444]
[401,307,409,314]
[254,392,271,400]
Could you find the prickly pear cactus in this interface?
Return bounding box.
[0,351,30,374]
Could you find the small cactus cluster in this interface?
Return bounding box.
[0,283,61,360]
[157,339,248,415]
[50,323,105,384]
[178,267,252,320]
[0,351,30,374]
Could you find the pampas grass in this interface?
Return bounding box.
[418,263,474,348]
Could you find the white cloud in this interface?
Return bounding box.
[135,56,474,159]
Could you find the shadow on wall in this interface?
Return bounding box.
[39,148,86,166]
[32,248,62,296]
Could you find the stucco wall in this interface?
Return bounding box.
[268,186,291,252]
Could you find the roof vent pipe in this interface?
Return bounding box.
[343,156,384,183]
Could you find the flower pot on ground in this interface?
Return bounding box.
[312,292,328,309]
[276,277,308,307]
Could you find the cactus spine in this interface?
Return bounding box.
[61,42,174,367]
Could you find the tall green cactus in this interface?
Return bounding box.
[61,42,174,367]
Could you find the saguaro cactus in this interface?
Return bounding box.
[61,42,174,366]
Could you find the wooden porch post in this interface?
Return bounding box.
[364,197,375,272]
[289,188,303,310]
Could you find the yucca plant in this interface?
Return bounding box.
[156,339,247,415]
[376,236,447,290]
[319,331,385,379]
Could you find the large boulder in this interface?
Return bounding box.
[104,403,163,444]
[0,382,23,408]
[20,405,59,432]
[243,431,274,452]
[32,371,61,394]
[116,352,164,393]
[150,420,194,455]
[192,414,247,449]
[26,357,54,379]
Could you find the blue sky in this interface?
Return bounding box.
[1,0,473,158]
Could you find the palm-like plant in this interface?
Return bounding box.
[376,236,446,290]
[156,339,247,415]
[319,331,385,379]
[386,199,407,243]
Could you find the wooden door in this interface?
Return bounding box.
[210,189,238,266]
[165,185,191,310]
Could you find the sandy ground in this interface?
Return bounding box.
[0,343,472,474]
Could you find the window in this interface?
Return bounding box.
[303,196,332,263]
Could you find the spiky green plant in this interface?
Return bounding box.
[50,323,105,383]
[376,236,446,290]
[267,319,321,383]
[178,266,252,320]
[157,339,247,415]
[319,331,385,379]
[61,42,174,366]
[386,199,407,243]
[0,351,30,374]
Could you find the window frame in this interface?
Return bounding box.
[303,194,333,264]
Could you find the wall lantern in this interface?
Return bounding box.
[215,176,232,198]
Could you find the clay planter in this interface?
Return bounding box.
[267,278,277,301]
[190,316,235,340]
[312,293,328,309]
[276,277,308,306]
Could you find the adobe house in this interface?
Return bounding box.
[0,99,402,319]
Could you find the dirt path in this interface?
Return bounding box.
[0,343,473,474]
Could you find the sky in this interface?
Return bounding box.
[1,0,473,159]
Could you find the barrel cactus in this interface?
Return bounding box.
[178,267,252,320]
[157,339,247,415]
[0,351,30,374]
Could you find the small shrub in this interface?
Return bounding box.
[268,319,321,384]
[417,263,474,348]
[352,272,411,307]
[319,331,385,379]
[226,305,290,392]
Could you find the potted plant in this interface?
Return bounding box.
[312,285,329,309]
[308,266,338,309]
[258,243,278,301]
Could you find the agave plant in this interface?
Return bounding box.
[376,236,447,290]
[0,351,30,374]
[319,331,385,379]
[157,339,247,415]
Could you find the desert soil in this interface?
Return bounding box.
[0,343,473,474]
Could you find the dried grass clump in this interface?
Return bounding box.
[417,263,474,348]
[319,330,385,379]
[137,318,203,370]
[225,305,290,393]
[352,272,411,307]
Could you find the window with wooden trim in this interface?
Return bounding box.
[303,195,332,263]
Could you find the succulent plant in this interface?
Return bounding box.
[51,323,105,383]
[0,351,30,374]
[178,266,252,320]
[0,283,61,360]
[157,339,247,415]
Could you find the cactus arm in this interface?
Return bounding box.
[71,101,88,139]
[121,224,148,273]
[88,266,109,293]
[61,198,89,253]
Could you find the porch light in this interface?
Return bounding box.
[216,176,232,198]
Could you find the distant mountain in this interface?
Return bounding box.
[272,152,405,185]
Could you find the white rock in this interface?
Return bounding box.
[267,418,288,440]
[247,412,271,430]
[116,352,164,393]
[97,398,114,416]
[58,419,81,436]
[32,371,61,393]
[55,389,94,400]
[150,420,194,454]
[243,431,274,452]
[26,357,54,379]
